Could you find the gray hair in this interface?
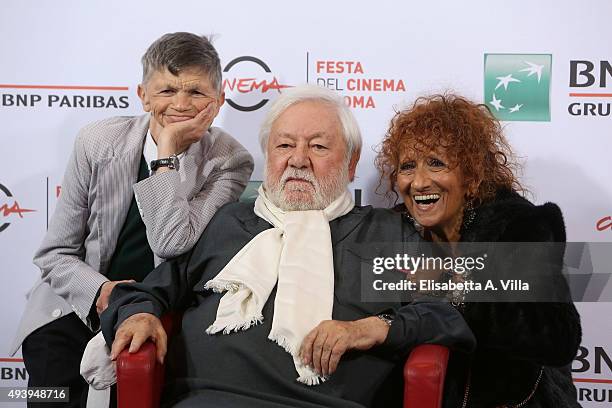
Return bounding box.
[258,84,362,159]
[141,32,222,93]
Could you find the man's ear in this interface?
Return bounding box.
[348,150,360,182]
[137,84,150,112]
[213,91,225,118]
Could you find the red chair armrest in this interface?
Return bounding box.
[403,344,450,408]
[116,342,163,408]
[117,316,446,408]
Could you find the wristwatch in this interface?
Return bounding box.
[150,155,179,171]
[377,313,394,327]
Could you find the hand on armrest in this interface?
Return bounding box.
[110,313,167,364]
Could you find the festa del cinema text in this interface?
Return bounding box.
[315,60,406,109]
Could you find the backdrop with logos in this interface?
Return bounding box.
[1,1,611,406]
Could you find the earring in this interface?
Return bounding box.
[463,200,476,229]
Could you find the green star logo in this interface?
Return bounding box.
[484,54,552,121]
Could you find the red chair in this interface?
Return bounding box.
[403,344,450,408]
[116,314,180,408]
[116,315,449,408]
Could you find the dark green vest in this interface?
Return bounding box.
[106,156,155,282]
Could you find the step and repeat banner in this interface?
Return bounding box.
[1,1,610,406]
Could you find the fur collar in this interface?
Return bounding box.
[461,189,566,243]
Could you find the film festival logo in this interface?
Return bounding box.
[0,183,35,232]
[222,56,291,112]
[484,54,552,121]
[596,215,611,232]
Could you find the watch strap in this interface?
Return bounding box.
[150,155,178,171]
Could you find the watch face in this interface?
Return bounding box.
[151,156,179,171]
[171,155,180,170]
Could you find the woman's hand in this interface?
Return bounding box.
[299,317,390,376]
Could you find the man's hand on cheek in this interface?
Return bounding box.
[157,100,217,157]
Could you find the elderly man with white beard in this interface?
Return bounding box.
[98,85,475,408]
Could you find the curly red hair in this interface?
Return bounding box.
[376,94,523,206]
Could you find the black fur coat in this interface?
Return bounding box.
[441,190,583,407]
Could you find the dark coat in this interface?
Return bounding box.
[102,202,475,408]
[444,190,582,407]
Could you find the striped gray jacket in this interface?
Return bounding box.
[11,114,253,354]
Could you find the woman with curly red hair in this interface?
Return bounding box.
[376,94,581,407]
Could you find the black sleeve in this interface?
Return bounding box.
[462,301,580,366]
[462,202,582,366]
[377,297,476,361]
[87,284,104,332]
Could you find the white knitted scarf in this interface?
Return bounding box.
[204,185,354,385]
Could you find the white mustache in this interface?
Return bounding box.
[280,168,318,187]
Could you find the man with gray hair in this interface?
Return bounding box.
[100,85,473,407]
[13,32,253,407]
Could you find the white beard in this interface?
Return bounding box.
[264,164,350,211]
